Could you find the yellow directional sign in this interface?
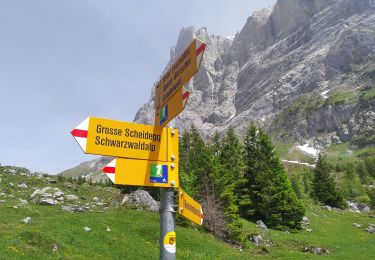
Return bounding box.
[155,38,206,112]
[71,117,179,162]
[155,87,190,127]
[178,188,204,225]
[103,158,179,188]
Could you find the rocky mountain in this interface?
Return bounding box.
[134,0,375,150]
[62,0,375,179]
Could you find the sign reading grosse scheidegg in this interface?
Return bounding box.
[71,117,178,162]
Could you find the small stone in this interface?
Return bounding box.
[53,191,64,198]
[30,189,41,199]
[12,206,18,209]
[306,228,313,232]
[302,216,310,225]
[22,217,32,224]
[9,182,14,187]
[17,183,28,189]
[39,198,56,206]
[250,234,262,245]
[92,197,100,202]
[84,226,91,232]
[365,224,375,234]
[322,205,332,211]
[256,220,268,230]
[19,199,28,205]
[106,227,111,232]
[352,223,361,228]
[65,194,79,201]
[52,243,59,252]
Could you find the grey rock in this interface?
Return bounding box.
[303,246,330,255]
[30,189,41,199]
[357,203,371,213]
[19,199,28,205]
[0,200,6,203]
[53,191,64,198]
[256,220,268,230]
[83,226,91,232]
[365,224,375,234]
[302,216,310,225]
[61,204,89,212]
[323,205,332,211]
[65,194,79,201]
[17,183,28,189]
[22,217,32,224]
[306,228,313,232]
[352,223,361,228]
[121,190,159,212]
[52,243,59,253]
[39,198,56,206]
[250,234,263,245]
[347,201,361,213]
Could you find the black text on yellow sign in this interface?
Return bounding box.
[178,188,204,225]
[71,117,179,162]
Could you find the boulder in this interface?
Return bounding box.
[39,198,56,206]
[22,217,32,224]
[65,194,79,201]
[61,204,89,212]
[17,183,28,189]
[347,201,361,213]
[303,246,330,255]
[19,199,28,205]
[352,223,361,228]
[357,203,371,213]
[53,191,64,198]
[121,190,159,212]
[83,226,91,232]
[302,216,310,225]
[365,224,375,234]
[250,234,263,245]
[256,220,268,230]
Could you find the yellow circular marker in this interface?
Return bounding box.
[163,231,176,254]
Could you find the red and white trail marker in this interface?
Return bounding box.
[71,117,90,152]
[102,159,115,183]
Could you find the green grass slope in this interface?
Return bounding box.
[1,166,375,259]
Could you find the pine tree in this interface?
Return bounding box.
[214,128,244,242]
[241,125,305,230]
[312,154,344,208]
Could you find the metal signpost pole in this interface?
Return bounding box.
[160,187,176,260]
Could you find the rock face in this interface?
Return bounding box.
[134,0,375,148]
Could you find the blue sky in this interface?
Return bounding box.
[0,0,275,174]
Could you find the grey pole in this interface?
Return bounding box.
[160,187,176,260]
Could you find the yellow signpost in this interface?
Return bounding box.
[71,36,207,260]
[155,38,206,122]
[103,158,179,188]
[71,117,179,162]
[155,87,190,127]
[178,188,204,225]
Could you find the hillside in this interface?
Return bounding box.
[1,165,375,259]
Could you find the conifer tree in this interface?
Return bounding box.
[312,154,344,208]
[214,128,244,242]
[241,125,305,230]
